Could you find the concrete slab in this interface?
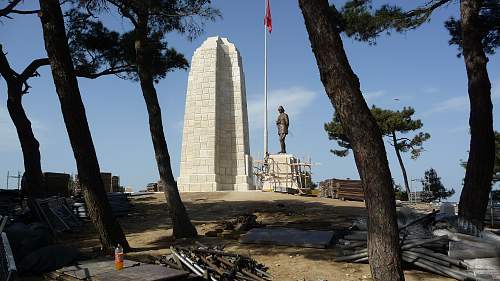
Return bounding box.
[239,227,335,249]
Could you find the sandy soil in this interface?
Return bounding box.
[61,192,451,281]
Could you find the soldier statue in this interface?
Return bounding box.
[276,105,289,154]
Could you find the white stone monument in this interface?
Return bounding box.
[178,37,254,192]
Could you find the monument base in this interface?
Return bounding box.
[178,172,255,192]
[261,154,301,192]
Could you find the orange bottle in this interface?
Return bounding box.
[114,244,124,270]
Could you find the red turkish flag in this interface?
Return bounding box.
[264,0,272,33]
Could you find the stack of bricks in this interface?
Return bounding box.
[178,37,254,192]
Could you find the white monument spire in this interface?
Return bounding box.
[178,37,254,192]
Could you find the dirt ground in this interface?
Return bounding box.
[62,192,452,281]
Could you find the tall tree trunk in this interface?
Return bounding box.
[38,0,129,251]
[134,19,197,239]
[392,132,410,196]
[458,0,494,233]
[7,88,45,198]
[0,47,45,199]
[298,1,403,281]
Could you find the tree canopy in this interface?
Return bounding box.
[65,9,189,82]
[421,168,455,202]
[325,105,430,158]
[326,105,430,196]
[333,0,499,55]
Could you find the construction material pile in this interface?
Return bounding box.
[0,190,20,217]
[159,243,272,281]
[72,192,132,219]
[318,178,364,201]
[205,214,260,239]
[336,209,500,281]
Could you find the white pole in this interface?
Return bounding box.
[263,0,268,159]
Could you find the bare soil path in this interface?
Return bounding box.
[62,192,451,281]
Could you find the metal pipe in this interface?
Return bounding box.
[402,252,485,281]
[410,247,467,268]
[403,250,450,267]
[171,248,203,276]
[401,235,448,250]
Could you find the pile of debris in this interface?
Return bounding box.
[160,243,272,281]
[34,197,81,235]
[1,216,16,281]
[0,190,20,217]
[205,214,260,239]
[336,209,500,281]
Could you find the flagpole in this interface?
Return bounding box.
[264,0,268,159]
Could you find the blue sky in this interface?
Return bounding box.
[0,1,499,200]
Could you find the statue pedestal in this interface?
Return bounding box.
[262,154,301,192]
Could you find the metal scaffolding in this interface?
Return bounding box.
[253,155,313,194]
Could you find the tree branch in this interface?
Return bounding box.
[0,0,22,17]
[0,0,39,18]
[396,137,413,143]
[0,45,48,95]
[0,44,18,81]
[106,0,138,26]
[405,0,453,18]
[75,64,133,79]
[19,58,50,82]
[7,8,39,15]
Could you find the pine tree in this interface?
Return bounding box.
[38,0,129,251]
[0,2,47,199]
[67,0,220,238]
[299,1,404,280]
[335,0,499,232]
[421,168,455,202]
[325,105,430,196]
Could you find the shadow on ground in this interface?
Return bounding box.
[61,193,366,262]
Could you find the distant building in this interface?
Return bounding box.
[111,176,121,192]
[74,172,123,193]
[43,172,70,197]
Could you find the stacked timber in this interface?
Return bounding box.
[337,179,364,201]
[318,178,364,201]
[318,179,339,198]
